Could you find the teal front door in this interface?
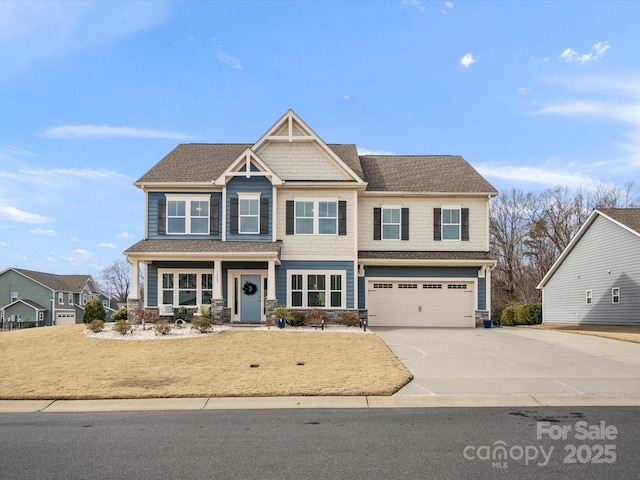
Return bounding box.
[240,274,262,322]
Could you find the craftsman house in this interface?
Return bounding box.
[0,268,111,327]
[537,208,640,325]
[124,110,497,327]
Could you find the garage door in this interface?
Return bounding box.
[56,312,76,326]
[367,281,474,327]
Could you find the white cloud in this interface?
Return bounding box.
[477,164,599,190]
[0,206,51,224]
[216,47,243,70]
[45,125,188,140]
[402,0,425,13]
[441,1,454,14]
[561,41,610,63]
[0,241,7,247]
[117,232,135,239]
[62,248,95,265]
[0,167,130,188]
[518,87,531,95]
[460,53,475,68]
[97,242,116,248]
[343,95,350,100]
[357,148,397,156]
[30,227,58,236]
[0,1,168,79]
[444,1,454,7]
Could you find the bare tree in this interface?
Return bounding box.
[99,260,131,304]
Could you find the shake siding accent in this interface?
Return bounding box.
[542,215,640,325]
[358,197,489,251]
[226,176,272,242]
[276,260,355,308]
[256,142,352,181]
[277,189,356,256]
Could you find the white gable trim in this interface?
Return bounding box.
[536,209,640,289]
[213,148,283,186]
[253,110,365,184]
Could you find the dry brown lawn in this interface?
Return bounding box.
[531,323,640,344]
[0,325,412,400]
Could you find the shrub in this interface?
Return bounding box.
[337,312,359,327]
[287,311,305,327]
[113,319,131,335]
[154,319,171,335]
[198,305,211,318]
[87,320,105,333]
[501,306,517,326]
[191,316,212,333]
[304,309,328,327]
[274,305,289,319]
[501,304,542,326]
[83,298,106,324]
[111,307,127,321]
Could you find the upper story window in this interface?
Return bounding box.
[434,207,469,242]
[294,200,338,235]
[239,196,260,234]
[166,196,210,235]
[442,208,461,240]
[382,208,401,240]
[69,293,74,305]
[586,290,593,305]
[58,292,64,305]
[11,291,18,302]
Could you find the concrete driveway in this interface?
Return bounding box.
[374,326,640,405]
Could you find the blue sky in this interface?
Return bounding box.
[1,0,639,275]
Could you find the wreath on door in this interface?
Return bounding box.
[243,281,257,296]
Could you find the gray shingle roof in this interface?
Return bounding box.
[598,208,640,234]
[358,251,495,261]
[13,268,92,292]
[125,239,282,254]
[136,144,364,184]
[359,155,497,193]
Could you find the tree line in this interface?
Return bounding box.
[490,183,638,318]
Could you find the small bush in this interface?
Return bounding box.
[154,319,171,335]
[83,298,106,324]
[111,307,127,321]
[501,306,517,326]
[274,305,289,319]
[191,316,212,333]
[198,305,211,318]
[501,304,542,326]
[287,311,305,327]
[337,312,359,327]
[304,309,328,327]
[86,320,105,333]
[113,319,131,335]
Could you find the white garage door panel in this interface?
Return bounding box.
[56,312,76,326]
[367,281,474,327]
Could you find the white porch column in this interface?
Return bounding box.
[128,258,140,301]
[267,260,276,300]
[213,260,222,299]
[486,266,492,315]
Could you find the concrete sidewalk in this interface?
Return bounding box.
[2,327,640,413]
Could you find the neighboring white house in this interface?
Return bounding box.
[124,110,498,327]
[537,208,640,325]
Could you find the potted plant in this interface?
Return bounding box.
[274,305,289,329]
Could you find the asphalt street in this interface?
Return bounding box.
[1,407,638,480]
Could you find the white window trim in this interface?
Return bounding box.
[286,270,346,309]
[612,287,620,304]
[58,292,64,305]
[165,194,211,235]
[442,206,461,242]
[381,206,401,241]
[586,290,593,305]
[158,269,214,307]
[11,291,18,302]
[237,192,261,234]
[69,293,74,305]
[294,199,338,235]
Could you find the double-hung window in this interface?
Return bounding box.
[382,208,400,240]
[586,290,593,305]
[160,270,214,307]
[442,208,461,240]
[612,287,620,304]
[166,195,210,234]
[288,271,345,308]
[295,200,338,235]
[239,197,259,234]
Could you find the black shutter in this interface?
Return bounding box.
[373,208,381,240]
[286,200,294,235]
[434,208,442,241]
[157,198,166,235]
[461,208,470,241]
[230,197,238,234]
[401,208,409,241]
[209,199,219,235]
[338,201,347,236]
[260,198,269,235]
